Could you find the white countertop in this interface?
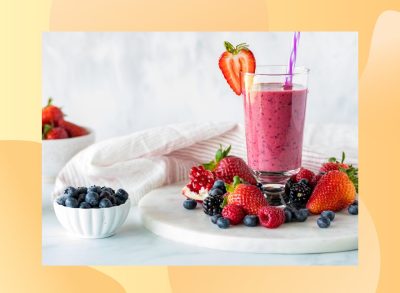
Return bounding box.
[42,182,357,265]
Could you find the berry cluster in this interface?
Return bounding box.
[56,185,129,209]
[182,149,358,232]
[42,98,88,140]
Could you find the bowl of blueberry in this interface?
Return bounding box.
[54,185,130,238]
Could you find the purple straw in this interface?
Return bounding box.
[285,32,301,87]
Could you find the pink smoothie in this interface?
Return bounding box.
[243,83,308,172]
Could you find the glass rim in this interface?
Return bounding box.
[243,65,310,77]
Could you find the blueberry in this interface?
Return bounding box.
[213,180,226,192]
[88,185,101,194]
[102,187,115,195]
[77,193,85,205]
[56,195,67,206]
[321,210,335,221]
[99,198,113,208]
[243,215,259,227]
[100,190,111,198]
[64,186,78,198]
[183,199,197,210]
[99,190,117,204]
[65,197,79,208]
[77,186,87,195]
[115,188,129,201]
[85,192,100,207]
[209,188,224,196]
[216,217,230,229]
[294,208,309,222]
[317,217,331,228]
[116,196,126,205]
[348,204,358,215]
[79,202,91,209]
[284,207,293,223]
[211,214,222,224]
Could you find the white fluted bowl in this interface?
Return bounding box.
[53,199,130,239]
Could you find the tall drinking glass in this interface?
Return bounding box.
[242,65,309,205]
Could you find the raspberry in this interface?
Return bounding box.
[187,165,215,193]
[295,168,315,184]
[221,204,245,225]
[258,206,285,229]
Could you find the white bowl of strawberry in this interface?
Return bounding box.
[42,98,95,182]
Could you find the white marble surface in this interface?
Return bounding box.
[42,32,358,142]
[139,182,358,254]
[43,182,358,265]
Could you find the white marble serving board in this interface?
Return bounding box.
[139,182,358,254]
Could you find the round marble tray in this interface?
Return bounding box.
[138,182,358,254]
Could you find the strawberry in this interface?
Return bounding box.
[319,152,358,192]
[310,173,322,188]
[320,152,349,173]
[203,145,256,185]
[306,170,356,214]
[225,176,268,215]
[218,41,256,95]
[43,124,68,140]
[258,206,285,229]
[222,204,245,225]
[295,167,315,184]
[42,98,64,125]
[58,119,88,137]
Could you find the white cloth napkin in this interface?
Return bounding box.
[54,122,358,205]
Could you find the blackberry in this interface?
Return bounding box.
[202,195,223,216]
[288,182,311,209]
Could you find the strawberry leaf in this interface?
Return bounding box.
[328,157,337,163]
[224,41,235,54]
[222,145,231,157]
[42,124,52,139]
[203,161,216,171]
[215,147,223,163]
[225,176,243,193]
[221,196,228,209]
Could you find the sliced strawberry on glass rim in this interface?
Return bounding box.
[218,41,256,95]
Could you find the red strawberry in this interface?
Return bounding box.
[258,206,285,229]
[42,98,64,125]
[203,145,256,185]
[43,125,69,140]
[310,173,322,188]
[319,152,358,193]
[320,152,349,173]
[58,119,88,137]
[306,170,356,214]
[295,167,315,184]
[218,41,256,95]
[222,204,245,225]
[226,176,268,215]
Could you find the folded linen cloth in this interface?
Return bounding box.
[54,122,358,205]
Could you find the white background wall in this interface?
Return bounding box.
[43,32,358,141]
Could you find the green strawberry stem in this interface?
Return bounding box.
[327,151,358,193]
[221,175,243,208]
[47,97,53,107]
[42,124,52,139]
[224,41,250,55]
[203,144,231,171]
